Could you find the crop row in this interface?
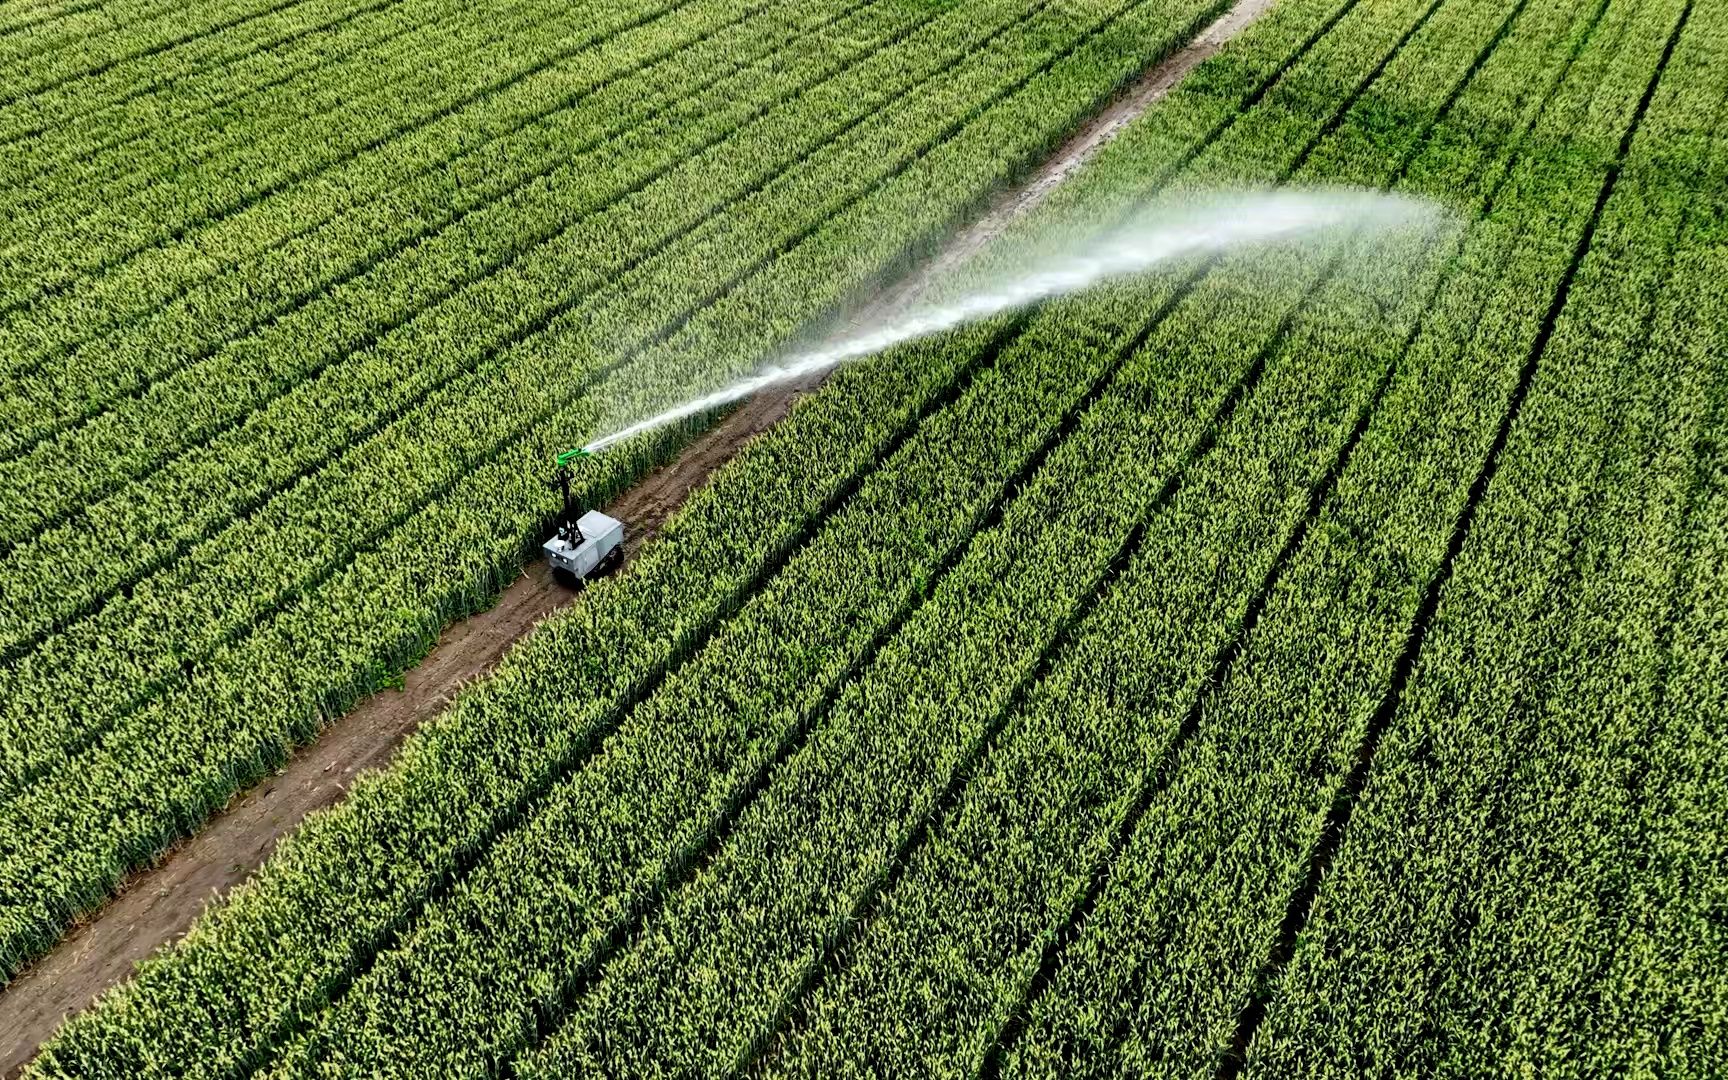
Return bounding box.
[0,0,1074,804]
[0,0,308,72]
[0,0,559,325]
[262,210,1226,1080]
[0,0,936,607]
[0,0,695,308]
[1581,406,1728,1075]
[0,0,884,725]
[520,224,1407,1080]
[0,0,1025,774]
[0,0,457,166]
[998,0,1693,1071]
[1246,7,1728,1072]
[0,0,494,194]
[262,42,1437,1062]
[1572,240,1728,1067]
[0,0,461,180]
[0,0,359,113]
[0,0,109,48]
[761,0,1584,1069]
[15,0,1357,1066]
[770,244,1424,1078]
[0,0,646,227]
[0,0,953,554]
[0,0,835,435]
[514,0,1549,1066]
[0,0,1221,1000]
[0,0,703,384]
[0,0,1087,903]
[27,0,1423,1064]
[1358,197,1722,1073]
[20,317,1004,1077]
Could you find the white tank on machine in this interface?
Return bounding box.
[544,509,624,582]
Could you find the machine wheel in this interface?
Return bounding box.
[550,566,582,590]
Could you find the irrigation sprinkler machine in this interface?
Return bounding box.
[545,447,624,585]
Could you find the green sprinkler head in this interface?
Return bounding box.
[555,447,593,468]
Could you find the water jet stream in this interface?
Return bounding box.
[583,189,1443,454]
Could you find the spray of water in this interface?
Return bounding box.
[582,188,1441,454]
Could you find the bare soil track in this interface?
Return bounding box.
[0,0,1274,1070]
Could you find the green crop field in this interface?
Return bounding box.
[1,0,1723,1072]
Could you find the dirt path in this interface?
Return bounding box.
[0,0,1274,1071]
[916,0,1273,280]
